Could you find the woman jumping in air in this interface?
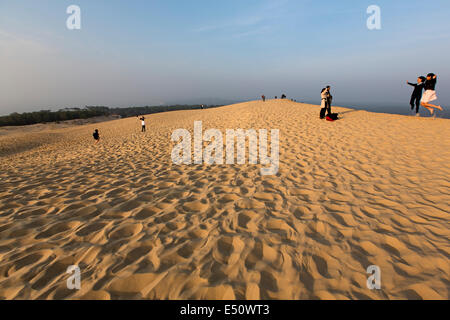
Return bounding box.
[421,73,443,116]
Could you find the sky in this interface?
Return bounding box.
[0,0,450,115]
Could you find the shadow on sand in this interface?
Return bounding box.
[338,109,360,115]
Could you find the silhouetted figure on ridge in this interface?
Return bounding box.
[407,76,425,116]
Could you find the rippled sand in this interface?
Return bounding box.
[0,100,448,300]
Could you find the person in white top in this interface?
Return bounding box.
[139,116,146,132]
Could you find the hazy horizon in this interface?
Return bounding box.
[1,0,449,115]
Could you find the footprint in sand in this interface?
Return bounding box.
[135,206,161,220]
[212,236,245,265]
[111,245,153,274]
[75,222,108,237]
[182,200,209,212]
[6,249,53,276]
[108,223,143,240]
[35,221,80,239]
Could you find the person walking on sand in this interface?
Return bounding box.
[407,76,425,116]
[421,73,443,116]
[93,129,100,144]
[139,116,146,132]
[262,95,266,102]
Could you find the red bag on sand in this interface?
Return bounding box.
[326,115,334,122]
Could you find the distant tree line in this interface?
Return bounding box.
[0,105,220,127]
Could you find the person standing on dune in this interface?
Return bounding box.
[262,95,266,102]
[407,76,425,116]
[325,86,333,115]
[140,116,146,132]
[421,73,443,116]
[320,88,328,119]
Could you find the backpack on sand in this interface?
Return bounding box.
[326,113,339,121]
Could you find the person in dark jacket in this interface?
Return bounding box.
[407,76,425,116]
[420,73,443,115]
[93,129,100,144]
[325,86,333,115]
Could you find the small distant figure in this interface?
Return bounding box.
[275,96,277,99]
[93,129,100,144]
[140,116,146,132]
[421,73,443,116]
[325,86,333,115]
[281,94,286,99]
[320,86,338,121]
[407,76,425,116]
[262,95,266,102]
[201,104,204,109]
[320,88,328,119]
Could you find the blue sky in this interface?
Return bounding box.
[0,0,449,114]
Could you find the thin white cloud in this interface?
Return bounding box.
[193,0,288,34]
[193,15,265,33]
[232,26,273,39]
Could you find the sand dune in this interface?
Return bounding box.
[0,100,448,300]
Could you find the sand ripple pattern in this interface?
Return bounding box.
[0,100,449,299]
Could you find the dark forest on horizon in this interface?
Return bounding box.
[0,105,222,127]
